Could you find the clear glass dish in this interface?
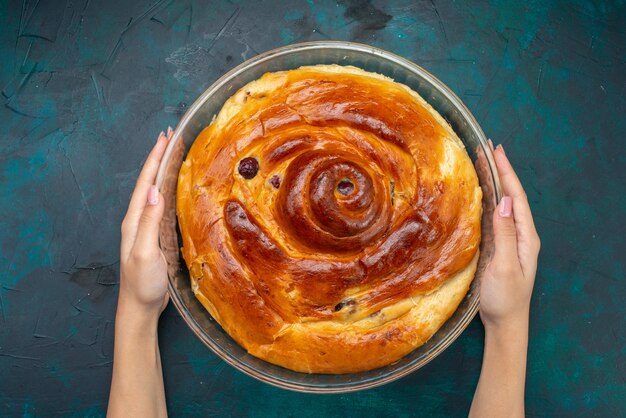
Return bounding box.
[156,41,501,393]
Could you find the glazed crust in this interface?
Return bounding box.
[177,65,482,373]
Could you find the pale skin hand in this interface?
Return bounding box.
[470,142,541,418]
[107,128,173,418]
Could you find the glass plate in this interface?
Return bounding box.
[156,41,501,393]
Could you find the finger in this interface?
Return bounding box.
[493,145,538,238]
[129,131,168,214]
[487,138,494,151]
[133,185,165,256]
[491,196,522,276]
[124,131,170,234]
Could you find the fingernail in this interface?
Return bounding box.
[496,144,505,155]
[167,126,174,137]
[499,196,512,217]
[487,139,494,150]
[157,131,165,142]
[147,185,159,205]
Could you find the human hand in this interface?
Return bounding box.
[109,130,172,417]
[479,141,541,332]
[119,128,173,320]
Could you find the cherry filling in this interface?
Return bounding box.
[334,298,356,311]
[237,157,259,179]
[270,175,281,189]
[336,179,354,196]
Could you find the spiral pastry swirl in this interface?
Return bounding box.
[177,65,482,373]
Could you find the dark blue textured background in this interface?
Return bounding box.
[1,0,624,416]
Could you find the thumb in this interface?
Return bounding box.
[134,185,165,252]
[492,196,519,267]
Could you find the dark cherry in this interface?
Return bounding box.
[270,175,281,189]
[237,157,259,179]
[336,179,355,196]
[334,298,356,311]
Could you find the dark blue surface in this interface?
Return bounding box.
[0,0,624,416]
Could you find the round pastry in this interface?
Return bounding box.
[177,64,482,374]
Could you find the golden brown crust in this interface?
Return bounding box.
[177,65,481,373]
